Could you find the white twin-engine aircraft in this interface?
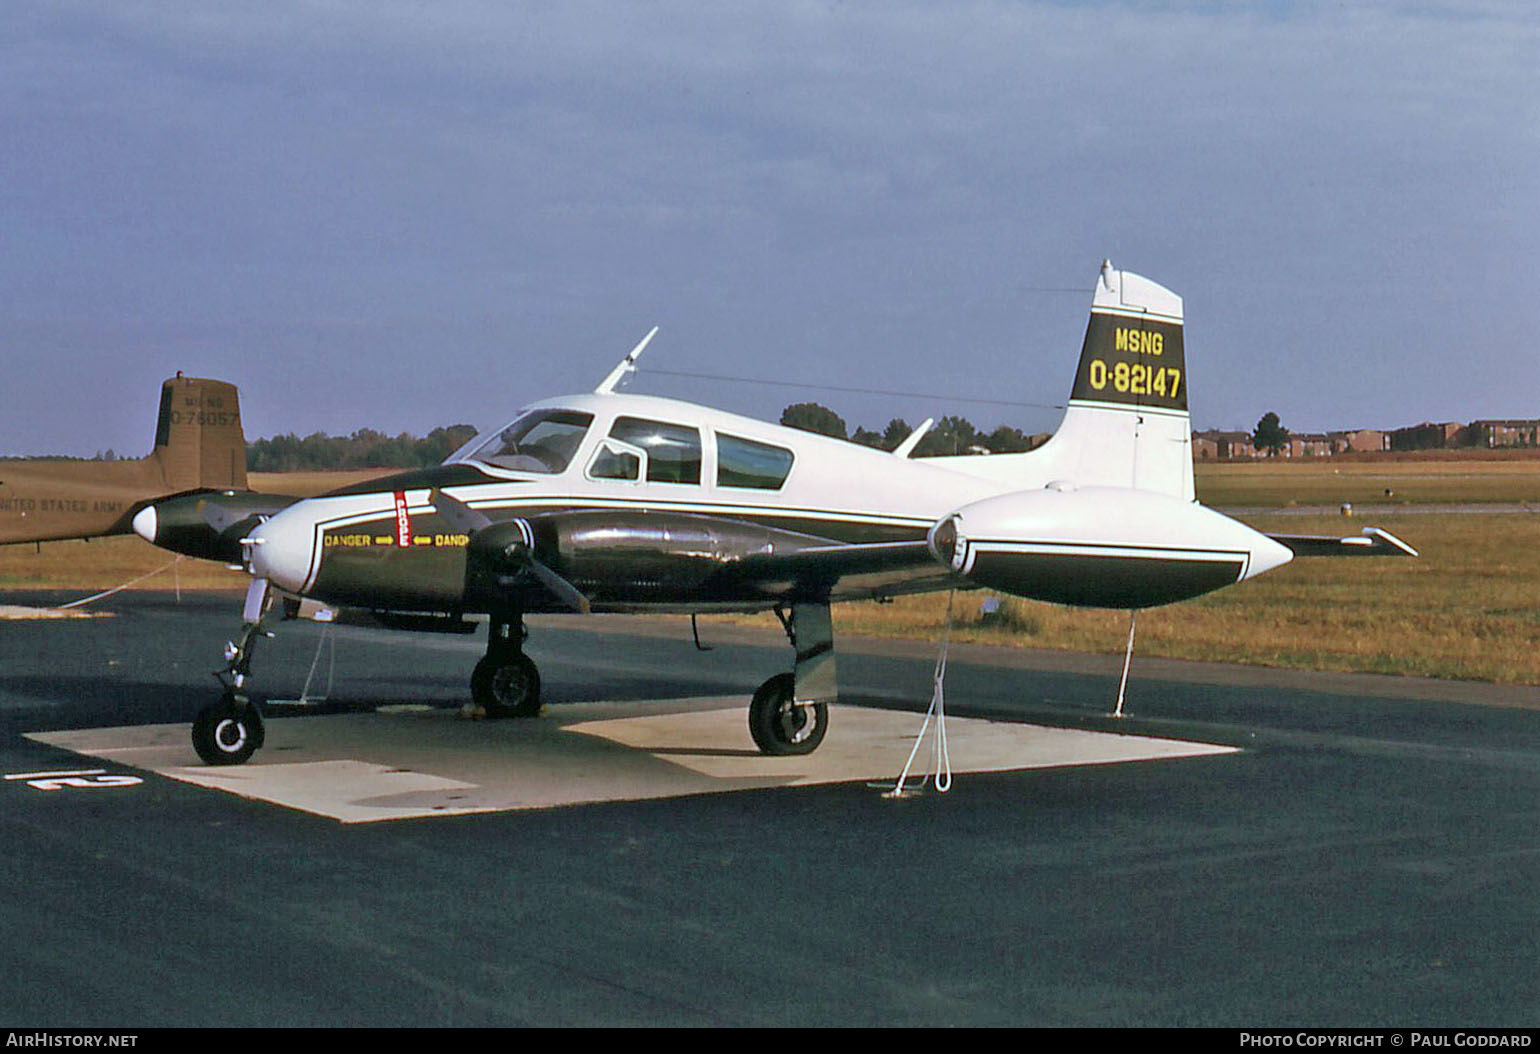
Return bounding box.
[181,261,1414,765]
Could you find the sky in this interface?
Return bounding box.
[3,1,1535,457]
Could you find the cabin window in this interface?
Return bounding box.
[716,433,794,490]
[587,440,642,482]
[465,410,594,474]
[608,417,701,484]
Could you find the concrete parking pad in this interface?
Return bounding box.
[28,698,1237,823]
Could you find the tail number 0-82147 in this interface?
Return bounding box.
[1088,359,1181,400]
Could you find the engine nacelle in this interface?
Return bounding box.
[465,508,831,607]
[926,485,1292,609]
[131,490,300,563]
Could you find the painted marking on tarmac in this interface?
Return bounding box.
[27,699,1238,823]
[0,605,108,620]
[5,767,143,791]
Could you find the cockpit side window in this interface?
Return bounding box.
[465,410,594,474]
[608,417,701,484]
[588,440,643,482]
[717,433,794,489]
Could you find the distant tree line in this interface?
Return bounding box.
[779,402,1042,456]
[245,409,1043,473]
[246,425,479,472]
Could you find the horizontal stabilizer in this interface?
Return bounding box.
[1268,527,1418,558]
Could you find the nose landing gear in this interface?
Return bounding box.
[192,691,265,765]
[194,578,276,765]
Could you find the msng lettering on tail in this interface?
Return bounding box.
[1113,327,1164,356]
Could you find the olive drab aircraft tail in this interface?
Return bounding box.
[0,375,258,547]
[150,375,249,494]
[140,260,1415,766]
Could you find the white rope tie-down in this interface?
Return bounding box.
[885,590,956,798]
[59,555,185,609]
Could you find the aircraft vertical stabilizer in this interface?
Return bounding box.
[150,376,249,492]
[1036,260,1191,499]
[927,261,1193,500]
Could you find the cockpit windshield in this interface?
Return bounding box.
[456,410,594,474]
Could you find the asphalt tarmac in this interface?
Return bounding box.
[1,591,1537,1027]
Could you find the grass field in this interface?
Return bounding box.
[817,511,1540,685]
[1195,453,1540,507]
[2,461,1537,684]
[0,470,382,594]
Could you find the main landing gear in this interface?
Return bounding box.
[190,589,836,765]
[470,608,541,718]
[747,601,836,756]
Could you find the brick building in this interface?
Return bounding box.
[1470,419,1540,448]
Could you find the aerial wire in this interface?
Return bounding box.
[639,367,1066,414]
[614,281,1086,412]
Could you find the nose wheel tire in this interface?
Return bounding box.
[748,673,828,756]
[192,694,265,766]
[471,653,542,718]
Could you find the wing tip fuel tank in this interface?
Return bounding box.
[928,487,1292,609]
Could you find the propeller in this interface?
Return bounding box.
[516,548,592,615]
[431,489,591,614]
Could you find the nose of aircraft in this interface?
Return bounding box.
[245,504,318,595]
[130,505,158,545]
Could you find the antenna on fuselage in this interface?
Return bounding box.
[594,326,660,395]
[891,418,935,459]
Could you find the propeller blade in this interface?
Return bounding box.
[446,497,591,614]
[523,557,592,615]
[431,489,493,534]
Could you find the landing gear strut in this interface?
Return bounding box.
[748,600,835,755]
[471,608,542,717]
[196,578,275,766]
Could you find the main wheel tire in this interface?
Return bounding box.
[471,653,542,718]
[748,673,828,756]
[192,697,264,766]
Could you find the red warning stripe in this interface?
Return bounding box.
[393,492,412,548]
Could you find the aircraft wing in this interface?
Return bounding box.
[719,539,951,603]
[734,539,935,578]
[434,492,950,610]
[1267,526,1418,557]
